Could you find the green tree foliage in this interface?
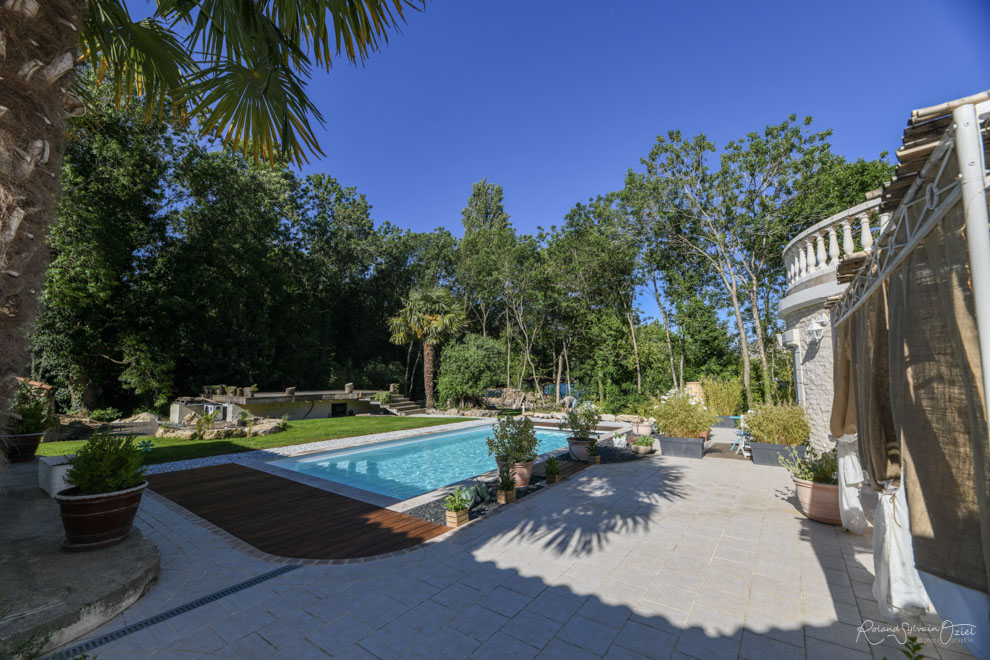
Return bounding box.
[435,334,505,408]
[33,105,454,413]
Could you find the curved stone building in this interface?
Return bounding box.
[777,195,888,451]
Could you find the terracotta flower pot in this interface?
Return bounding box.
[631,421,654,436]
[567,437,591,461]
[0,432,45,463]
[446,509,469,527]
[497,488,516,504]
[55,482,147,551]
[792,477,841,525]
[496,459,535,488]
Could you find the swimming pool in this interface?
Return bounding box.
[267,423,570,500]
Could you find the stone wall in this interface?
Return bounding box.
[782,303,836,452]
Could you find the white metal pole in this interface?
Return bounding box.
[954,104,990,434]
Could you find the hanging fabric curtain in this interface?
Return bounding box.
[886,198,990,597]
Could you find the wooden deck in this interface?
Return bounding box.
[147,464,449,560]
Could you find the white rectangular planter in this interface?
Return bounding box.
[39,454,73,497]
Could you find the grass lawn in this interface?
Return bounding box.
[36,416,468,465]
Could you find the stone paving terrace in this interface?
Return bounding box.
[53,454,974,659]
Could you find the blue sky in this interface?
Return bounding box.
[302,0,990,239]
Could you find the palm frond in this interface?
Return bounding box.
[80,0,194,118]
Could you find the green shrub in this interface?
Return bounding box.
[373,391,393,405]
[65,434,146,495]
[436,334,505,407]
[89,407,123,423]
[193,409,219,439]
[444,486,472,512]
[279,414,289,431]
[701,377,744,417]
[486,415,538,463]
[633,437,654,447]
[621,398,655,421]
[498,464,516,491]
[558,402,601,440]
[746,403,809,445]
[9,383,54,435]
[779,447,837,484]
[545,456,560,476]
[652,391,716,438]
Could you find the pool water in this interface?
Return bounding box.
[268,424,570,500]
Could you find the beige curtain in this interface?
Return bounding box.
[886,199,990,594]
[845,288,901,492]
[829,320,857,437]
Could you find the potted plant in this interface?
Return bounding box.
[745,404,809,466]
[245,384,258,399]
[54,434,147,551]
[630,437,655,455]
[496,464,517,504]
[1,381,54,463]
[653,391,716,459]
[558,403,601,461]
[544,456,561,483]
[587,436,601,464]
[486,415,538,487]
[444,486,472,527]
[780,447,840,525]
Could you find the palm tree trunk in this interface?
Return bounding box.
[423,342,435,409]
[0,0,80,427]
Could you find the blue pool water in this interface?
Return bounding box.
[268,424,570,500]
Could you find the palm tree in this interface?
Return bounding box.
[388,287,465,409]
[0,0,421,422]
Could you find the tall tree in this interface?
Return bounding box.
[456,180,513,337]
[1,0,420,424]
[387,287,466,409]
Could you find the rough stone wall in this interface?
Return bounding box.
[783,303,838,452]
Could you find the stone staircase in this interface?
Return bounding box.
[361,392,426,416]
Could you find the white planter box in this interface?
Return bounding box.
[39,454,74,497]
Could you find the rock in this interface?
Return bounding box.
[202,427,247,440]
[616,414,640,423]
[182,412,198,425]
[156,427,196,440]
[446,408,459,416]
[248,420,282,436]
[601,414,616,422]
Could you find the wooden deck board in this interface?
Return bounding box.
[147,463,448,560]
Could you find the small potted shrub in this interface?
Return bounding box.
[54,434,147,551]
[745,404,809,466]
[558,403,601,461]
[627,401,654,436]
[1,382,55,463]
[780,447,840,525]
[653,391,716,459]
[486,415,538,487]
[496,464,517,504]
[630,437,655,455]
[544,456,561,483]
[444,486,472,527]
[587,436,601,464]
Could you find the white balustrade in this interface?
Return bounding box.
[827,226,839,266]
[860,214,873,251]
[782,198,883,290]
